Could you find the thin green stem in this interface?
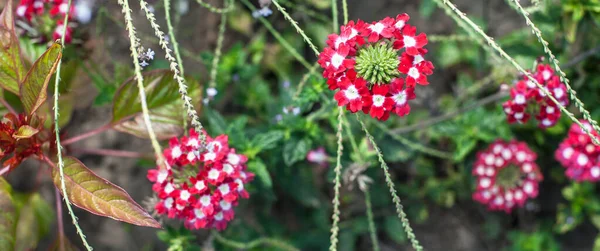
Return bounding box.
[357,115,423,251]
[271,0,320,56]
[436,0,600,145]
[165,0,186,75]
[508,0,600,143]
[53,0,92,249]
[342,116,363,163]
[213,231,299,251]
[329,107,345,251]
[195,0,234,13]
[364,188,380,251]
[292,62,319,101]
[240,0,314,70]
[119,0,165,165]
[209,6,229,89]
[139,0,206,145]
[428,34,474,42]
[374,122,453,159]
[342,0,348,23]
[331,0,338,32]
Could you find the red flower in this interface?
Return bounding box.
[147,130,254,231]
[334,76,369,112]
[360,17,395,42]
[555,121,600,182]
[389,78,415,117]
[393,25,428,56]
[472,140,542,213]
[362,85,394,120]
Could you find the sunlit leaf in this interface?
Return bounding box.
[113,110,184,140]
[0,0,26,95]
[0,177,16,251]
[12,125,39,140]
[52,156,161,228]
[20,43,62,116]
[14,193,53,251]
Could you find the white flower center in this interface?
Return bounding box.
[200,195,211,206]
[344,85,360,100]
[554,88,564,98]
[235,179,244,191]
[180,190,190,200]
[577,154,589,166]
[403,36,416,47]
[214,212,224,221]
[494,158,505,167]
[542,70,551,80]
[171,146,182,158]
[187,152,196,162]
[485,167,495,176]
[186,138,199,148]
[164,197,174,209]
[516,152,526,162]
[393,91,407,105]
[227,154,241,165]
[223,164,234,174]
[204,152,216,161]
[514,94,526,105]
[484,154,494,165]
[413,55,424,65]
[395,20,406,30]
[522,163,532,173]
[195,180,206,191]
[475,165,485,175]
[59,3,69,13]
[219,184,230,194]
[157,169,168,183]
[501,149,512,160]
[546,106,555,114]
[494,196,504,205]
[562,147,574,159]
[164,183,175,194]
[407,67,420,79]
[505,191,514,201]
[370,23,385,34]
[194,209,206,219]
[542,119,552,127]
[526,80,535,88]
[331,53,345,68]
[591,167,600,178]
[515,190,523,200]
[372,95,385,107]
[523,183,534,194]
[16,6,26,16]
[208,169,220,180]
[480,178,491,188]
[220,201,232,210]
[514,113,524,120]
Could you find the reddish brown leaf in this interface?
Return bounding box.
[0,0,26,95]
[20,43,62,116]
[52,156,161,228]
[12,125,39,140]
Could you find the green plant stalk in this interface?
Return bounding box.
[436,0,600,145]
[53,0,92,249]
[213,231,299,251]
[342,116,364,163]
[331,0,338,32]
[195,0,234,13]
[209,8,228,89]
[342,0,348,23]
[240,0,315,70]
[357,114,423,251]
[165,0,186,75]
[364,188,381,251]
[292,62,319,101]
[508,0,600,143]
[329,107,345,251]
[271,0,320,56]
[138,0,207,145]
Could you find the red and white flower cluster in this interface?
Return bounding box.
[318,14,433,121]
[147,129,254,231]
[502,64,569,128]
[472,140,543,213]
[15,0,77,43]
[555,121,600,182]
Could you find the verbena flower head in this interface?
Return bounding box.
[147,129,254,231]
[502,64,569,128]
[472,140,543,213]
[16,0,80,44]
[555,121,600,182]
[318,14,433,121]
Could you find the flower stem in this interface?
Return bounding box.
[212,231,299,251]
[357,114,423,251]
[331,0,338,32]
[209,5,229,89]
[55,188,65,251]
[0,98,16,114]
[329,107,345,251]
[271,0,320,56]
[53,0,92,249]
[364,188,381,251]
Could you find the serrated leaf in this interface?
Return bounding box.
[248,158,272,187]
[283,138,310,166]
[0,177,16,251]
[0,0,26,95]
[251,130,284,152]
[205,109,226,135]
[13,125,39,140]
[112,70,180,123]
[52,156,161,228]
[14,193,53,251]
[20,43,62,116]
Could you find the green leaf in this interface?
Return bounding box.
[113,111,184,140]
[20,43,62,116]
[0,0,26,95]
[14,193,53,251]
[283,138,310,166]
[12,125,39,140]
[52,156,161,228]
[0,178,16,251]
[383,216,407,244]
[112,70,181,123]
[247,158,272,187]
[205,109,227,135]
[251,130,285,152]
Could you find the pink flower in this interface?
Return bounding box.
[472,140,542,213]
[555,121,600,182]
[307,147,328,167]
